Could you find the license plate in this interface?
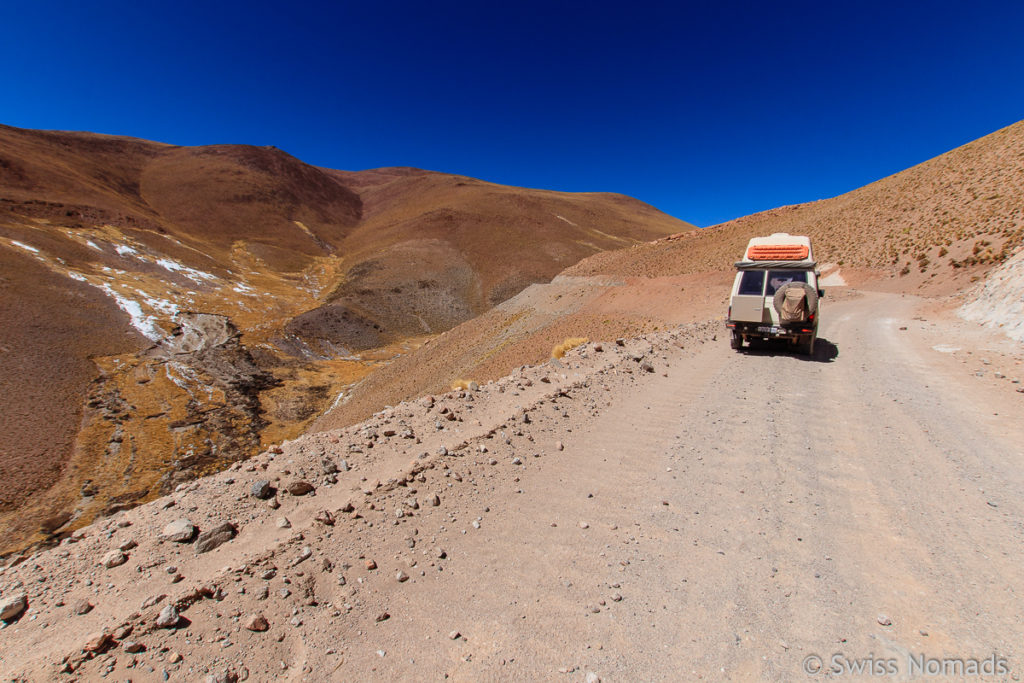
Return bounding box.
[757,326,781,334]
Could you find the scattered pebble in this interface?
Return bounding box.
[286,481,315,496]
[155,604,180,628]
[101,550,128,568]
[244,613,270,632]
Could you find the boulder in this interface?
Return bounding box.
[250,480,274,499]
[195,522,237,554]
[101,550,128,568]
[83,631,113,653]
[155,604,180,628]
[0,593,27,621]
[161,518,197,543]
[244,613,269,632]
[286,481,314,496]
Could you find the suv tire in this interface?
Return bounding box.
[802,334,816,356]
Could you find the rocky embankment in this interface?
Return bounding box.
[0,320,718,681]
[959,246,1024,342]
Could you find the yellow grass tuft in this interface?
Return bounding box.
[551,337,589,359]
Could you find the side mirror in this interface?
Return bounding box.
[818,289,825,298]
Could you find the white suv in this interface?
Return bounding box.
[725,233,822,355]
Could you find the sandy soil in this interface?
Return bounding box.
[2,289,1021,681]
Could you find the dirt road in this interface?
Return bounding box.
[3,290,1022,681]
[342,290,1024,681]
[334,290,1024,681]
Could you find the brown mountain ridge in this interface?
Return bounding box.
[0,124,690,556]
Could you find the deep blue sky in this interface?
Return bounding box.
[2,1,1022,227]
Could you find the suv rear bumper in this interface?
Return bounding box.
[726,320,816,340]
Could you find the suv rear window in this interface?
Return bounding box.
[738,270,764,295]
[765,270,808,295]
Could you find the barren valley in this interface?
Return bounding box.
[0,120,1022,681]
[0,125,688,556]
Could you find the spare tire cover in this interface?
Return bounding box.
[773,281,818,317]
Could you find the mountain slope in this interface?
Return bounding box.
[292,167,685,351]
[568,119,1024,294]
[0,125,690,556]
[313,119,1024,433]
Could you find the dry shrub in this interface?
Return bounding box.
[551,337,589,359]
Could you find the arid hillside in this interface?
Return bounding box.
[0,125,689,556]
[289,167,687,353]
[314,119,1024,432]
[570,120,1024,294]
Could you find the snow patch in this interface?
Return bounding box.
[115,245,139,257]
[67,271,88,282]
[328,390,350,412]
[554,214,578,226]
[10,240,40,254]
[100,284,162,340]
[156,258,218,284]
[144,296,180,316]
